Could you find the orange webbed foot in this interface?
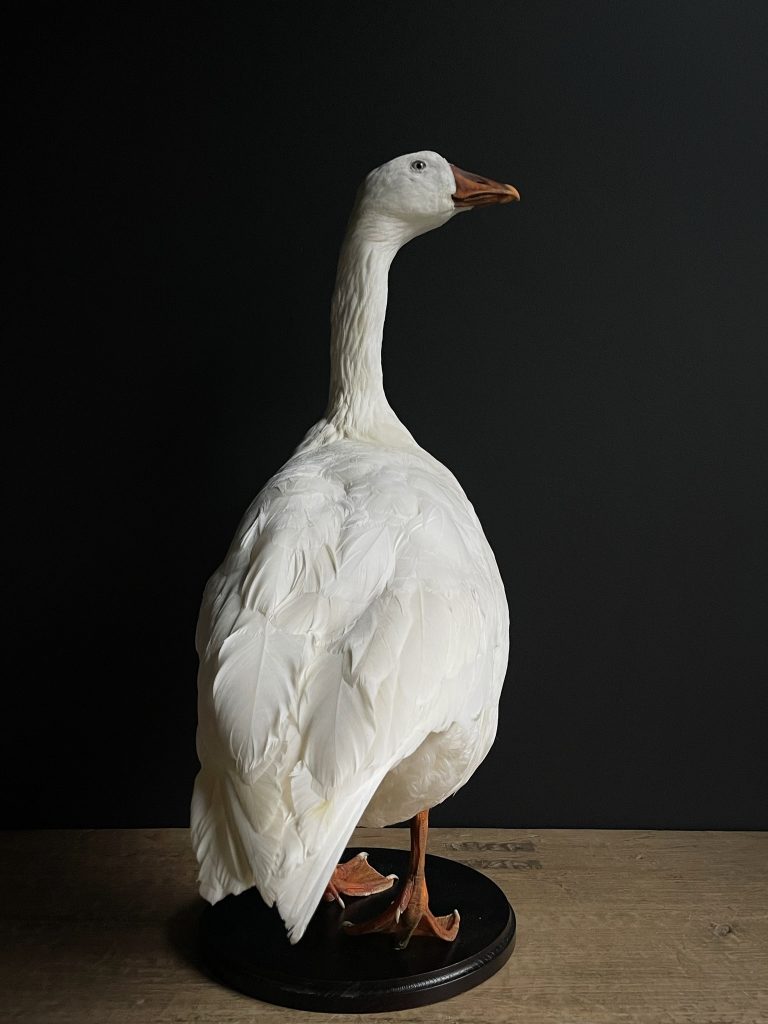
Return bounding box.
[342,874,460,949]
[323,851,398,909]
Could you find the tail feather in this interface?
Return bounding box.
[191,760,389,943]
[277,767,387,942]
[191,766,283,906]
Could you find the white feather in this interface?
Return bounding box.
[297,651,376,794]
[211,612,303,778]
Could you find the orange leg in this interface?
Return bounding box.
[323,851,397,909]
[342,810,460,949]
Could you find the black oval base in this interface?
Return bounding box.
[199,847,516,1013]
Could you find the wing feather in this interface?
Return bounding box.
[297,651,376,794]
[211,612,303,777]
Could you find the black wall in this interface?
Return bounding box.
[7,2,767,829]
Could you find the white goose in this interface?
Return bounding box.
[192,151,518,947]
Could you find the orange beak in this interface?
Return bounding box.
[450,164,520,207]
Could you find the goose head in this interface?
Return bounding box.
[354,150,519,246]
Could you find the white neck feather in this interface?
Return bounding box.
[325,214,415,447]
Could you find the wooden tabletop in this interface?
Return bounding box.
[1,828,766,1023]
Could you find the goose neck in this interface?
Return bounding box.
[326,221,413,445]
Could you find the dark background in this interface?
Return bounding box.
[7,2,767,829]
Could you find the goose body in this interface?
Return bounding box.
[192,152,517,943]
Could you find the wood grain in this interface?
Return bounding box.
[1,828,766,1023]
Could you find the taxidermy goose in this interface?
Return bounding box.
[192,151,518,947]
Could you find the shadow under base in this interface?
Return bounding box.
[199,846,516,1013]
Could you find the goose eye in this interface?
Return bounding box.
[410,160,427,172]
